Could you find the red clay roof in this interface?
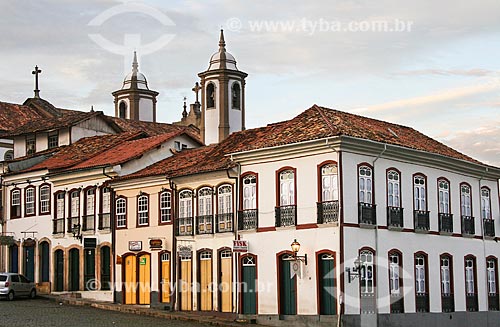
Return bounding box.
[118,105,484,181]
[20,132,143,173]
[70,129,194,170]
[0,101,44,132]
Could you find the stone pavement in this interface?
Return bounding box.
[39,294,256,327]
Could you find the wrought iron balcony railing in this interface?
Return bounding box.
[414,210,430,231]
[196,215,213,234]
[177,216,193,236]
[484,218,495,238]
[439,213,453,234]
[82,214,95,231]
[52,218,64,235]
[387,206,403,228]
[317,200,339,224]
[461,216,475,236]
[358,202,376,225]
[238,209,258,230]
[98,213,111,230]
[275,205,297,227]
[216,213,233,233]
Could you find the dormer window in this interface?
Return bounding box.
[26,135,36,155]
[48,131,58,149]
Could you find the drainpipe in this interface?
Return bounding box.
[227,162,240,315]
[371,144,387,326]
[102,166,114,180]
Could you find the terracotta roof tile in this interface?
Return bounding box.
[0,101,44,132]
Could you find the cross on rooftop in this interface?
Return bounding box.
[32,65,42,98]
[192,82,201,103]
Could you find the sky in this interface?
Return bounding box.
[0,0,499,166]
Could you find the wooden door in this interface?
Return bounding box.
[241,256,257,314]
[84,249,95,290]
[54,250,64,292]
[24,246,35,282]
[69,248,80,291]
[318,253,336,315]
[219,250,232,312]
[138,254,151,304]
[161,252,171,303]
[180,256,192,310]
[124,255,137,304]
[199,251,213,311]
[279,254,296,315]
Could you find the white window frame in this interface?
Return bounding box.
[387,170,400,207]
[413,175,426,211]
[487,259,497,295]
[137,195,149,226]
[86,188,95,216]
[465,258,475,295]
[279,170,295,206]
[358,166,373,204]
[441,256,451,296]
[461,184,472,217]
[415,255,426,295]
[242,175,257,210]
[218,185,232,214]
[116,198,126,228]
[321,164,338,202]
[198,188,212,216]
[438,179,450,214]
[481,188,491,220]
[56,193,65,218]
[25,187,35,215]
[70,191,80,218]
[102,187,111,214]
[389,253,400,295]
[360,250,374,294]
[40,185,50,214]
[160,191,171,223]
[179,190,192,218]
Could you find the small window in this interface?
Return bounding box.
[116,198,127,228]
[40,185,50,214]
[160,191,171,223]
[48,131,58,149]
[25,187,35,216]
[231,83,241,109]
[206,83,216,108]
[4,150,13,161]
[174,141,181,151]
[26,135,36,155]
[358,165,373,204]
[119,101,127,119]
[137,194,149,226]
[11,189,21,218]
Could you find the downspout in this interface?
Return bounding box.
[227,162,240,315]
[103,166,114,180]
[371,143,387,326]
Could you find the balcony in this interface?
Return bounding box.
[238,209,258,230]
[387,206,403,229]
[414,210,430,232]
[358,202,376,227]
[196,215,213,234]
[52,218,64,235]
[82,215,95,231]
[461,216,475,236]
[415,293,429,312]
[488,294,499,311]
[275,205,297,227]
[176,217,193,236]
[466,294,478,311]
[484,218,495,238]
[390,295,404,313]
[439,213,453,234]
[216,213,233,233]
[317,200,339,224]
[98,213,111,230]
[441,294,455,312]
[67,217,79,233]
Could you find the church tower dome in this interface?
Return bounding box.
[112,52,159,122]
[198,30,248,144]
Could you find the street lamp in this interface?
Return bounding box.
[346,257,363,283]
[290,239,307,265]
[72,223,82,242]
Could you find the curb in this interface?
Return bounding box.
[40,295,255,327]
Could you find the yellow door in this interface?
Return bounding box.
[124,256,137,304]
[138,254,151,305]
[200,251,213,311]
[161,253,171,303]
[181,257,192,310]
[220,250,232,312]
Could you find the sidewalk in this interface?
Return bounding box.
[40,294,257,327]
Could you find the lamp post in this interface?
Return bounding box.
[290,239,307,265]
[72,223,82,243]
[346,257,363,283]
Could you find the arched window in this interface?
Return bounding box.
[119,101,127,119]
[413,174,427,211]
[137,194,149,226]
[217,185,233,233]
[481,187,492,220]
[360,250,375,295]
[206,83,216,108]
[389,251,404,313]
[279,169,295,206]
[460,183,472,217]
[321,163,338,202]
[438,179,450,214]
[387,170,400,208]
[415,253,429,312]
[198,187,213,216]
[4,150,13,161]
[231,83,240,109]
[242,174,256,210]
[68,190,80,232]
[178,190,193,236]
[10,189,21,218]
[487,257,499,310]
[83,188,96,231]
[358,165,373,204]
[116,197,127,228]
[464,255,478,311]
[440,254,454,312]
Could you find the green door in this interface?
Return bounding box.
[40,242,50,282]
[69,248,80,291]
[54,250,64,291]
[280,255,296,315]
[84,249,95,290]
[24,246,35,282]
[100,246,111,290]
[241,256,257,314]
[319,253,336,315]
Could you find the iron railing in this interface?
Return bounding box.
[98,213,111,230]
[216,213,233,233]
[358,202,376,225]
[439,213,453,233]
[461,216,475,235]
[196,215,213,234]
[52,218,64,234]
[275,205,297,227]
[238,209,258,230]
[82,214,95,231]
[484,218,495,237]
[317,200,339,224]
[414,210,430,231]
[441,293,455,312]
[176,217,193,236]
[387,206,403,228]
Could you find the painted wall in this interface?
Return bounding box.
[138,98,154,122]
[228,80,242,135]
[204,79,220,145]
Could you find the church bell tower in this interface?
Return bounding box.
[198,30,248,144]
[112,52,159,122]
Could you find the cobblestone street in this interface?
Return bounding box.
[0,298,207,327]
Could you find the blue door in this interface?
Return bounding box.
[9,245,18,273]
[24,246,35,282]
